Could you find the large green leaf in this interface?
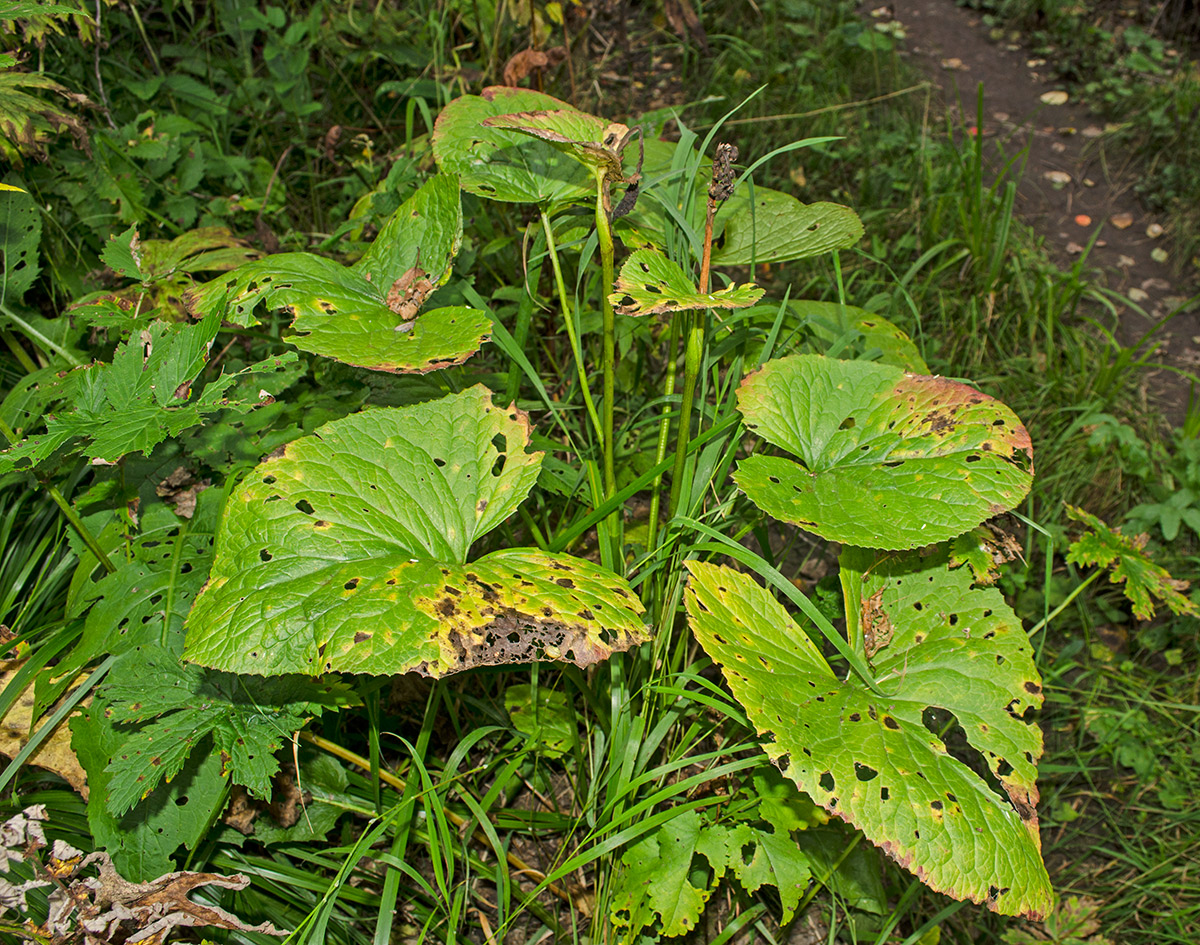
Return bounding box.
[0,180,40,304]
[684,559,1052,919]
[734,355,1033,549]
[609,248,763,317]
[433,88,597,206]
[190,174,490,374]
[185,385,647,676]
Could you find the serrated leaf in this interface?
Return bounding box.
[684,558,1052,919]
[505,684,573,757]
[611,810,711,938]
[483,108,630,180]
[0,178,40,304]
[695,822,813,924]
[0,318,295,473]
[734,355,1034,549]
[190,175,489,374]
[1065,505,1197,620]
[432,87,596,206]
[101,224,143,280]
[185,385,647,677]
[102,645,356,815]
[949,524,1021,585]
[609,247,763,317]
[70,697,227,882]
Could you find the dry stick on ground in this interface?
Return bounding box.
[300,731,574,905]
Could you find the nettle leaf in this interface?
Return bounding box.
[609,248,763,317]
[432,87,596,206]
[611,809,711,938]
[734,355,1033,549]
[190,174,490,374]
[102,645,356,815]
[184,385,647,677]
[482,109,630,180]
[1065,505,1197,620]
[0,318,295,474]
[684,558,1052,919]
[694,822,813,926]
[70,696,227,882]
[101,224,144,281]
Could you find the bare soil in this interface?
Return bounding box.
[892,0,1200,423]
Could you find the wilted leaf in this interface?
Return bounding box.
[684,558,1052,918]
[1039,90,1069,105]
[0,179,40,304]
[734,355,1034,549]
[609,247,762,317]
[185,386,647,677]
[484,108,632,181]
[502,46,567,87]
[190,175,490,374]
[1065,505,1197,620]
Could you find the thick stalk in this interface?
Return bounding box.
[645,317,681,553]
[539,209,603,448]
[594,171,617,502]
[0,304,82,366]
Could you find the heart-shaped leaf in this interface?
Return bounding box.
[684,557,1052,919]
[433,88,597,206]
[190,174,490,374]
[734,355,1033,549]
[483,109,632,181]
[184,385,647,677]
[609,248,763,317]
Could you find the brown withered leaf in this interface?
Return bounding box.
[502,46,567,87]
[663,0,709,52]
[861,587,893,658]
[0,665,89,797]
[155,466,211,520]
[386,263,435,326]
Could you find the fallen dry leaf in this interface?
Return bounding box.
[502,46,567,87]
[1110,213,1134,230]
[941,57,967,70]
[1142,278,1171,291]
[1051,142,1066,153]
[1082,178,1096,187]
[1040,90,1069,105]
[0,664,89,797]
[1081,125,1104,138]
[1146,222,1165,238]
[1117,254,1136,267]
[1129,287,1150,303]
[993,111,1010,122]
[1058,126,1076,135]
[1074,214,1092,226]
[1065,242,1085,255]
[1043,170,1072,186]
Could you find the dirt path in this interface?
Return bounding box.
[891,0,1199,423]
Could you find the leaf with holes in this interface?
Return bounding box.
[184,385,647,677]
[0,179,41,304]
[610,809,712,938]
[608,248,763,317]
[1065,505,1197,620]
[734,355,1033,549]
[684,558,1051,918]
[433,88,597,206]
[483,109,631,181]
[190,174,489,374]
[711,186,864,266]
[102,644,356,815]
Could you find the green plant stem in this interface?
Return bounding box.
[0,304,82,366]
[0,417,117,575]
[0,330,37,373]
[667,312,704,520]
[646,317,681,553]
[1026,569,1102,636]
[539,209,603,449]
[594,171,617,503]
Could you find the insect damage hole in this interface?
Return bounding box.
[490,432,508,477]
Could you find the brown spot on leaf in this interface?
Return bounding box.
[353,632,371,643]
